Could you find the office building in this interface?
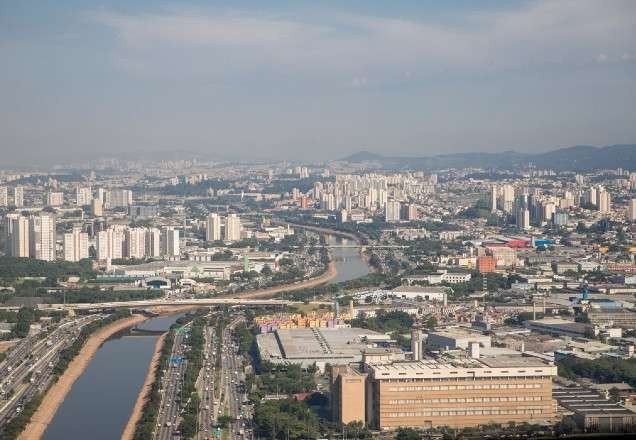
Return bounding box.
[14,187,24,207]
[29,214,56,261]
[63,227,89,262]
[330,365,367,424]
[331,355,557,430]
[224,214,241,241]
[206,213,222,241]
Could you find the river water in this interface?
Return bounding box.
[42,313,185,440]
[326,234,370,284]
[42,234,369,438]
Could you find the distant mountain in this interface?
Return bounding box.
[340,144,636,171]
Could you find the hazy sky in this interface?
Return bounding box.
[1,0,635,165]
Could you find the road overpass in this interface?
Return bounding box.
[0,297,300,312]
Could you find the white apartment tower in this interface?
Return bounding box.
[29,214,56,261]
[0,187,7,206]
[63,227,89,262]
[14,187,24,207]
[76,186,92,206]
[206,213,222,241]
[224,214,241,241]
[629,199,636,222]
[162,227,180,257]
[126,228,146,259]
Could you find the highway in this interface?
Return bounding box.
[197,324,217,439]
[155,321,190,440]
[0,315,101,431]
[216,316,252,440]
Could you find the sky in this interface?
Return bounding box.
[1,0,635,165]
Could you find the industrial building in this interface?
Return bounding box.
[330,353,557,430]
[256,327,395,370]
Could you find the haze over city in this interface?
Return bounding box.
[2,2,636,440]
[1,0,636,165]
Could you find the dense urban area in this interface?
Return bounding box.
[1,153,636,439]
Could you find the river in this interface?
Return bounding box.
[42,313,185,440]
[325,234,370,284]
[42,234,369,438]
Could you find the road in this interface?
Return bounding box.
[216,316,252,440]
[155,322,191,440]
[0,315,101,431]
[197,324,217,439]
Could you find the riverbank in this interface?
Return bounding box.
[18,314,147,440]
[121,332,166,440]
[225,260,337,299]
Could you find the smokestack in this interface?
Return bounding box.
[411,328,422,361]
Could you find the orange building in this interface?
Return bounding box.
[477,255,496,274]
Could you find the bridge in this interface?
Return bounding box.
[0,298,299,312]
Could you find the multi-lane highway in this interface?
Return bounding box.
[197,325,217,439]
[0,315,101,430]
[155,322,191,440]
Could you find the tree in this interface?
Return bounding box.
[395,427,422,440]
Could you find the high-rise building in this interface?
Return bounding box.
[63,227,89,262]
[206,213,221,241]
[76,186,92,206]
[501,184,515,213]
[145,228,161,258]
[29,214,56,261]
[46,191,64,207]
[5,213,30,257]
[490,185,498,212]
[402,203,418,221]
[224,214,241,241]
[162,227,180,257]
[97,226,125,260]
[14,186,24,207]
[91,198,103,217]
[385,200,401,223]
[629,199,636,222]
[597,188,611,214]
[0,187,7,207]
[106,189,133,208]
[126,227,146,259]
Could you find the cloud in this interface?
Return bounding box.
[87,1,636,82]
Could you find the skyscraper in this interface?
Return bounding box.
[63,227,88,262]
[5,213,30,257]
[162,227,180,257]
[29,214,56,261]
[14,186,24,207]
[224,214,241,241]
[76,186,92,206]
[490,184,498,212]
[206,213,221,241]
[0,187,7,207]
[145,227,161,257]
[384,200,401,222]
[629,199,636,222]
[126,228,146,259]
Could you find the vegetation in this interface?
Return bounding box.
[350,310,414,334]
[254,362,317,396]
[51,287,163,304]
[177,317,206,439]
[557,356,636,387]
[253,398,320,439]
[0,257,95,281]
[133,329,175,440]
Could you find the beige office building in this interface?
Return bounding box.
[330,365,367,425]
[332,355,556,430]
